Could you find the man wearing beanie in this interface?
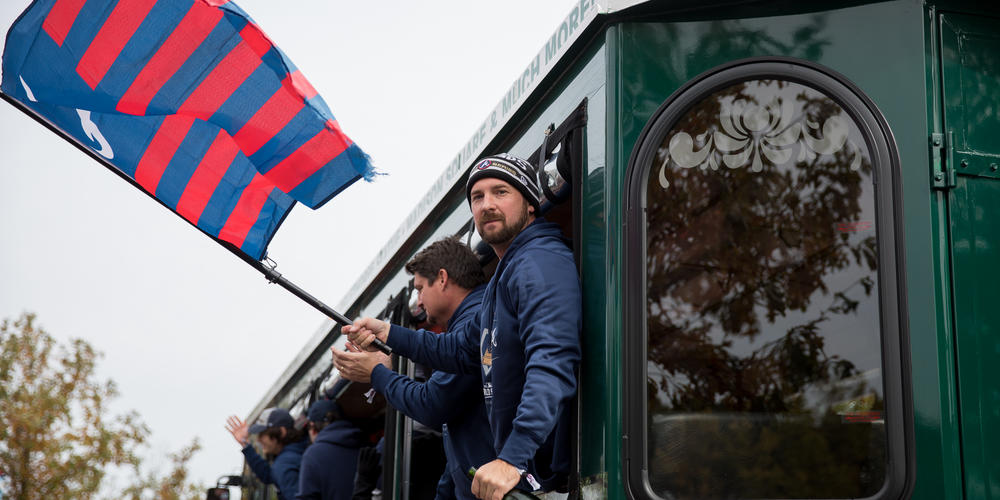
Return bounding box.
[343,153,582,500]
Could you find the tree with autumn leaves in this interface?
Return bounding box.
[0,312,205,500]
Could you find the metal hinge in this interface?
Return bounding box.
[931,131,956,190]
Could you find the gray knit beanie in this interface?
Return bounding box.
[465,153,541,212]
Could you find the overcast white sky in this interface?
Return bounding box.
[0,0,580,492]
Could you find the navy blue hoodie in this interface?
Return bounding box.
[388,219,582,491]
[243,438,308,500]
[296,419,365,500]
[371,285,494,500]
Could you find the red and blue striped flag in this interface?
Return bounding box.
[1,0,375,260]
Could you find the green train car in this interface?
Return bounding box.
[242,1,1000,499]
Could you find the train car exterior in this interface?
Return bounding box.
[241,1,1000,499]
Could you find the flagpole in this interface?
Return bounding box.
[1,92,392,355]
[233,251,393,355]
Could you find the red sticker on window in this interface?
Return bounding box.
[837,220,874,232]
[841,410,883,423]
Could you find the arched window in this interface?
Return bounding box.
[623,59,911,500]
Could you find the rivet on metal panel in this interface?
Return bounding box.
[991,163,998,172]
[960,159,968,168]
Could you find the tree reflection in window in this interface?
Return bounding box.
[644,80,886,499]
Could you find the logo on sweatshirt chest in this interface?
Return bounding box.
[480,327,498,376]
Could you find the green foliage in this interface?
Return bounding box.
[0,312,149,499]
[0,313,207,500]
[120,438,204,500]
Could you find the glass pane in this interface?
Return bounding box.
[644,79,886,499]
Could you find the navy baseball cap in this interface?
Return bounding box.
[248,407,295,434]
[307,399,339,423]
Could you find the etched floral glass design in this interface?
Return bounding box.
[644,80,886,499]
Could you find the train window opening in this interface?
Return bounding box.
[530,99,588,258]
[624,59,910,500]
[447,100,588,495]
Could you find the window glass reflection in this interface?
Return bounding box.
[644,80,886,499]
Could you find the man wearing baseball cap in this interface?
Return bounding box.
[296,386,366,500]
[344,153,582,500]
[226,407,309,500]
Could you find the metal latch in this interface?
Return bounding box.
[931,131,956,190]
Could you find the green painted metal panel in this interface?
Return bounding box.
[949,175,1000,500]
[940,13,1000,156]
[923,5,968,500]
[941,11,1000,500]
[602,24,627,500]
